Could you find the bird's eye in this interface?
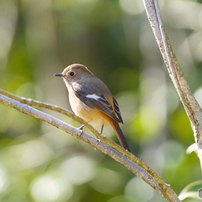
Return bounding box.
[69,72,75,76]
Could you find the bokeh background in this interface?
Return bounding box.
[0,0,202,201]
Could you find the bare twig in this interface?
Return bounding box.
[0,89,101,138]
[0,92,180,201]
[142,0,202,171]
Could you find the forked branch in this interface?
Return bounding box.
[0,91,180,201]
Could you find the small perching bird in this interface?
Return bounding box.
[55,64,130,151]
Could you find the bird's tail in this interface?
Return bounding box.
[110,122,130,152]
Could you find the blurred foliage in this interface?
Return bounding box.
[0,0,202,201]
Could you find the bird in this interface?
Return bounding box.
[55,64,130,151]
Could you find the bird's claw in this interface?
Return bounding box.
[78,125,84,136]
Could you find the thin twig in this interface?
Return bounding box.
[142,0,202,172]
[0,91,180,201]
[0,89,101,138]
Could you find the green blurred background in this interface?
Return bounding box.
[0,0,202,201]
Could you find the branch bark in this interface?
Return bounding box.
[0,91,180,201]
[142,0,202,171]
[0,0,191,200]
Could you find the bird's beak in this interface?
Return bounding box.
[54,73,64,77]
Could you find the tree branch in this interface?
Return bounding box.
[0,92,180,201]
[142,0,202,171]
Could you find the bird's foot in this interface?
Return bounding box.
[78,125,84,136]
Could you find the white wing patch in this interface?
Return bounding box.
[86,94,100,100]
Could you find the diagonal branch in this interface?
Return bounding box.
[0,89,101,139]
[142,0,202,171]
[0,92,180,201]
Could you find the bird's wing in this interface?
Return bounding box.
[73,84,123,123]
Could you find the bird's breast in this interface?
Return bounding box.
[68,87,106,127]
